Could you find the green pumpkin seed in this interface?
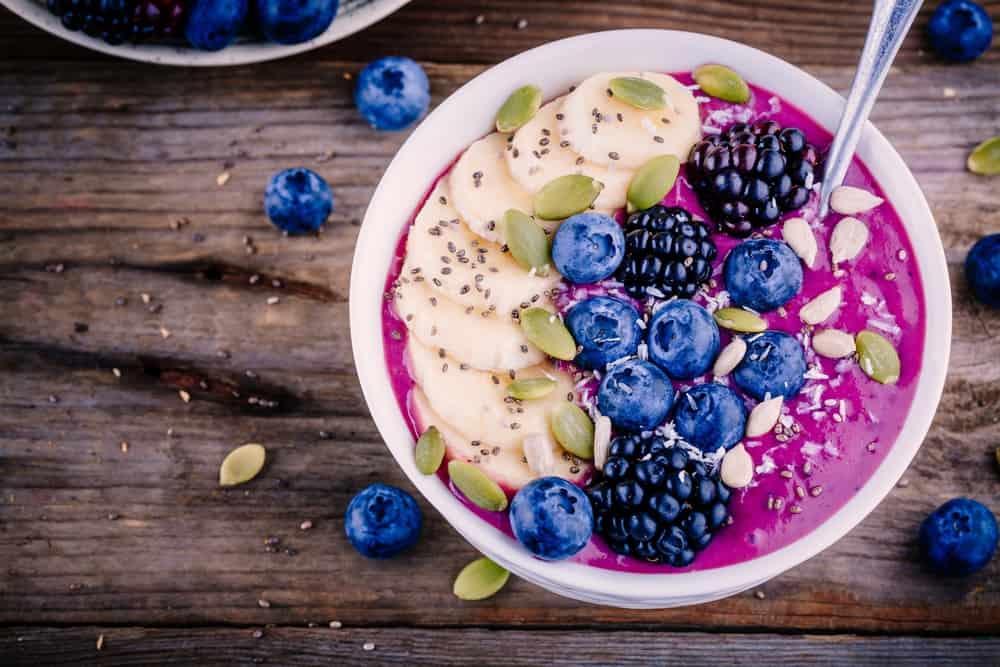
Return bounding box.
[533,174,604,221]
[503,209,550,275]
[519,307,577,360]
[448,460,508,511]
[453,557,510,601]
[693,64,751,104]
[219,443,266,486]
[550,402,594,460]
[713,307,766,333]
[609,76,667,110]
[627,155,680,213]
[855,330,900,385]
[507,377,557,400]
[496,85,543,133]
[967,135,1000,176]
[415,426,446,475]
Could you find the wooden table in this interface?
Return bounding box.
[1,1,999,664]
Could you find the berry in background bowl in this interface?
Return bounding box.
[350,30,951,607]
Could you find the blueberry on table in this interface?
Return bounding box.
[927,0,993,63]
[724,238,803,312]
[920,498,998,575]
[597,359,674,433]
[732,331,807,401]
[647,300,720,380]
[265,167,333,234]
[551,212,626,284]
[565,296,642,370]
[256,0,337,44]
[966,233,1000,307]
[185,0,248,51]
[510,477,593,560]
[354,57,431,131]
[344,483,422,559]
[673,383,747,453]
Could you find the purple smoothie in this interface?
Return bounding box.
[381,74,926,573]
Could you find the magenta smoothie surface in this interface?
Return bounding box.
[380,74,926,573]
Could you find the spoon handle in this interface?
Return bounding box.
[818,0,924,218]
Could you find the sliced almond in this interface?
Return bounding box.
[593,416,612,471]
[745,396,783,438]
[830,217,869,264]
[721,443,753,489]
[812,328,856,359]
[782,217,818,268]
[713,338,747,377]
[800,285,842,325]
[830,185,884,215]
[522,433,556,476]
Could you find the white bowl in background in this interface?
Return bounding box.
[349,29,951,608]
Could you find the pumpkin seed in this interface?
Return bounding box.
[453,556,510,601]
[519,307,577,360]
[693,64,751,104]
[550,402,594,460]
[627,155,680,213]
[219,443,266,486]
[507,377,557,400]
[967,135,1000,176]
[533,174,604,221]
[503,209,550,275]
[609,76,667,110]
[713,307,767,333]
[496,85,543,133]
[448,460,508,511]
[855,330,901,385]
[415,426,445,475]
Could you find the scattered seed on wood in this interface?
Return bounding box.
[216,172,231,186]
[257,598,271,608]
[515,17,527,29]
[330,620,343,629]
[120,441,129,453]
[96,634,104,651]
[300,520,313,531]
[266,296,280,305]
[178,390,191,403]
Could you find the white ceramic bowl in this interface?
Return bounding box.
[350,29,951,608]
[1,0,409,66]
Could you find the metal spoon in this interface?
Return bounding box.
[818,0,924,218]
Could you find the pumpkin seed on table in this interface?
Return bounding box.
[496,85,543,133]
[503,209,550,276]
[507,377,557,400]
[967,135,1000,175]
[533,174,604,221]
[519,307,577,361]
[713,307,766,333]
[855,330,901,385]
[219,443,266,486]
[627,155,680,213]
[415,426,446,475]
[693,64,751,104]
[550,402,595,460]
[448,460,508,511]
[453,556,510,601]
[609,76,667,110]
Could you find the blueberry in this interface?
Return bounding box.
[919,498,998,575]
[927,0,993,63]
[185,0,248,50]
[597,359,674,433]
[551,212,626,284]
[673,383,747,453]
[733,331,807,401]
[256,0,337,44]
[647,492,681,523]
[264,167,333,234]
[354,57,430,131]
[724,239,803,311]
[966,233,1000,307]
[647,300,720,379]
[565,296,642,370]
[344,483,422,559]
[509,477,593,561]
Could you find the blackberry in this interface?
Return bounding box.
[47,0,187,44]
[586,434,732,566]
[616,205,717,300]
[689,120,821,238]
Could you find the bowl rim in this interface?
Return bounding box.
[0,0,410,66]
[349,29,952,607]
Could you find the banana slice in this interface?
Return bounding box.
[558,71,702,169]
[404,180,560,316]
[505,96,632,212]
[449,132,534,243]
[393,276,544,371]
[411,389,587,490]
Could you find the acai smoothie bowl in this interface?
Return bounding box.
[349,30,951,608]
